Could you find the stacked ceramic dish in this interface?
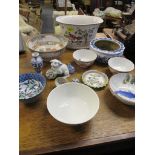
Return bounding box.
[27,34,68,62]
[109,73,135,106]
[90,38,125,64]
[56,15,103,49]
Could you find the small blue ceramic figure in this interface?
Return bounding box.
[67,64,75,74]
[31,52,43,74]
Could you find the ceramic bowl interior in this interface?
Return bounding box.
[94,40,120,51]
[109,73,135,106]
[19,73,46,103]
[27,34,68,61]
[56,15,103,25]
[108,57,134,73]
[27,34,68,53]
[73,49,97,63]
[47,82,99,125]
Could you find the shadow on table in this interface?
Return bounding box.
[104,88,135,118]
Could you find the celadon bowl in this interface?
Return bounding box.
[47,82,99,125]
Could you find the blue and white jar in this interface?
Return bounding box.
[90,38,125,64]
[31,52,43,73]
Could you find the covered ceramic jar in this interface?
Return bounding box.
[90,38,125,64]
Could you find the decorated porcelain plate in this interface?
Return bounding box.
[82,70,108,88]
[109,73,135,106]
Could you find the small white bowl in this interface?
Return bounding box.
[109,73,135,106]
[73,49,97,68]
[47,82,99,125]
[108,57,134,74]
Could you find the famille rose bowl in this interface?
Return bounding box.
[56,15,103,49]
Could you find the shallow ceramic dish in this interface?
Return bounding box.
[27,34,68,62]
[109,73,135,106]
[108,57,134,74]
[56,15,103,49]
[47,83,99,125]
[82,70,108,88]
[90,38,125,64]
[55,77,68,87]
[73,49,97,68]
[19,73,46,103]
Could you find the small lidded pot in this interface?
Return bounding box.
[31,52,43,74]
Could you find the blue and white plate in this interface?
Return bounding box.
[109,73,135,106]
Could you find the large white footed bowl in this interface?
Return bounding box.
[56,15,103,49]
[47,82,100,125]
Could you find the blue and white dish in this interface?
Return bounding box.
[19,73,46,103]
[90,38,125,64]
[109,73,135,106]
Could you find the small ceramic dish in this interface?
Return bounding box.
[82,70,108,88]
[73,49,97,68]
[55,77,68,87]
[109,73,135,106]
[108,57,134,74]
[27,34,68,62]
[19,73,46,103]
[47,82,99,125]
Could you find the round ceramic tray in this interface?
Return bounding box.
[82,70,108,88]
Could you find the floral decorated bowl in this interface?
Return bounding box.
[108,57,134,74]
[90,38,125,64]
[19,73,46,103]
[73,49,97,68]
[56,15,103,49]
[47,82,99,125]
[27,34,68,62]
[109,73,135,106]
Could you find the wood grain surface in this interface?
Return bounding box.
[19,34,135,155]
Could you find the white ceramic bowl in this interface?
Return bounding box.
[56,15,103,49]
[109,73,135,106]
[47,83,99,125]
[73,49,97,68]
[108,57,134,74]
[27,34,68,62]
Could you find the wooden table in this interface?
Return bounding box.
[19,34,135,155]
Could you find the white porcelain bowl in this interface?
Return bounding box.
[108,57,134,74]
[47,83,99,125]
[73,49,97,68]
[109,73,135,106]
[56,15,103,49]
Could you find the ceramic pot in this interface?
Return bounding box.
[56,15,103,49]
[90,38,125,64]
[31,52,43,73]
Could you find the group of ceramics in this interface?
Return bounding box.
[19,15,135,125]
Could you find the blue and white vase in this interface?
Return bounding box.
[31,52,43,74]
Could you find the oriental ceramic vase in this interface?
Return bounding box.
[31,52,43,73]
